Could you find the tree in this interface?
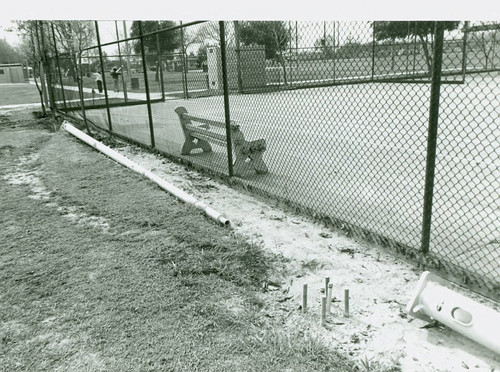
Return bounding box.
[239,21,290,83]
[0,39,23,63]
[51,21,96,55]
[130,21,181,80]
[373,21,460,73]
[184,22,235,49]
[469,23,499,70]
[314,35,336,59]
[130,21,181,55]
[195,44,206,68]
[50,21,96,84]
[16,21,51,115]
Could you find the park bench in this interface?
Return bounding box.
[174,106,268,177]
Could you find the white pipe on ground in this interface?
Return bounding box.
[407,271,500,355]
[61,121,230,226]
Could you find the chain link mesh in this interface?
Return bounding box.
[46,20,499,299]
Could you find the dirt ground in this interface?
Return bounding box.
[1,105,499,371]
[113,131,500,371]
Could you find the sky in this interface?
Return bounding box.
[1,0,499,47]
[0,21,21,46]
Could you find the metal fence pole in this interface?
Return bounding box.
[138,21,156,148]
[413,24,417,76]
[180,21,189,99]
[115,21,128,103]
[421,22,445,255]
[95,21,113,132]
[122,21,133,84]
[156,29,165,100]
[371,21,376,81]
[77,52,90,134]
[51,22,67,111]
[219,21,234,177]
[461,21,470,80]
[234,21,243,93]
[333,21,336,83]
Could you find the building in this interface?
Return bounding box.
[0,63,27,84]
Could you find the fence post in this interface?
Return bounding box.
[420,22,445,255]
[371,21,376,81]
[95,21,113,132]
[233,21,243,93]
[77,52,90,134]
[180,21,189,99]
[333,21,336,83]
[219,21,234,177]
[114,21,128,103]
[51,22,67,111]
[138,21,156,148]
[461,21,470,80]
[156,28,165,100]
[122,21,133,85]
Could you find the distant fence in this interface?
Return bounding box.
[43,20,499,300]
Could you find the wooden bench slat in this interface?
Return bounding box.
[190,133,227,147]
[183,114,227,129]
[186,124,227,143]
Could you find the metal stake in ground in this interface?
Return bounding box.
[321,296,327,326]
[327,283,333,312]
[344,289,350,318]
[302,283,308,314]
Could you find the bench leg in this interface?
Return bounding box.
[232,155,253,177]
[181,137,212,155]
[232,150,268,177]
[250,152,268,174]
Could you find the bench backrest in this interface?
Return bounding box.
[175,106,245,146]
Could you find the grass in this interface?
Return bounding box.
[0,112,355,371]
[0,84,42,106]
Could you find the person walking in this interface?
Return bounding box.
[110,67,122,92]
[94,70,103,93]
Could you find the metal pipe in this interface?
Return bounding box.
[321,296,327,326]
[371,21,376,81]
[327,283,333,312]
[62,121,230,226]
[122,21,133,84]
[115,21,128,102]
[180,21,189,99]
[461,21,470,80]
[77,52,90,134]
[407,271,500,354]
[420,22,445,255]
[156,25,165,100]
[302,283,308,314]
[219,21,234,177]
[234,21,243,93]
[95,21,113,132]
[138,21,156,148]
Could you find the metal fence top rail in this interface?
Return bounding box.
[80,20,208,53]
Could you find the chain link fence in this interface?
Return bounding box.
[44,20,499,300]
